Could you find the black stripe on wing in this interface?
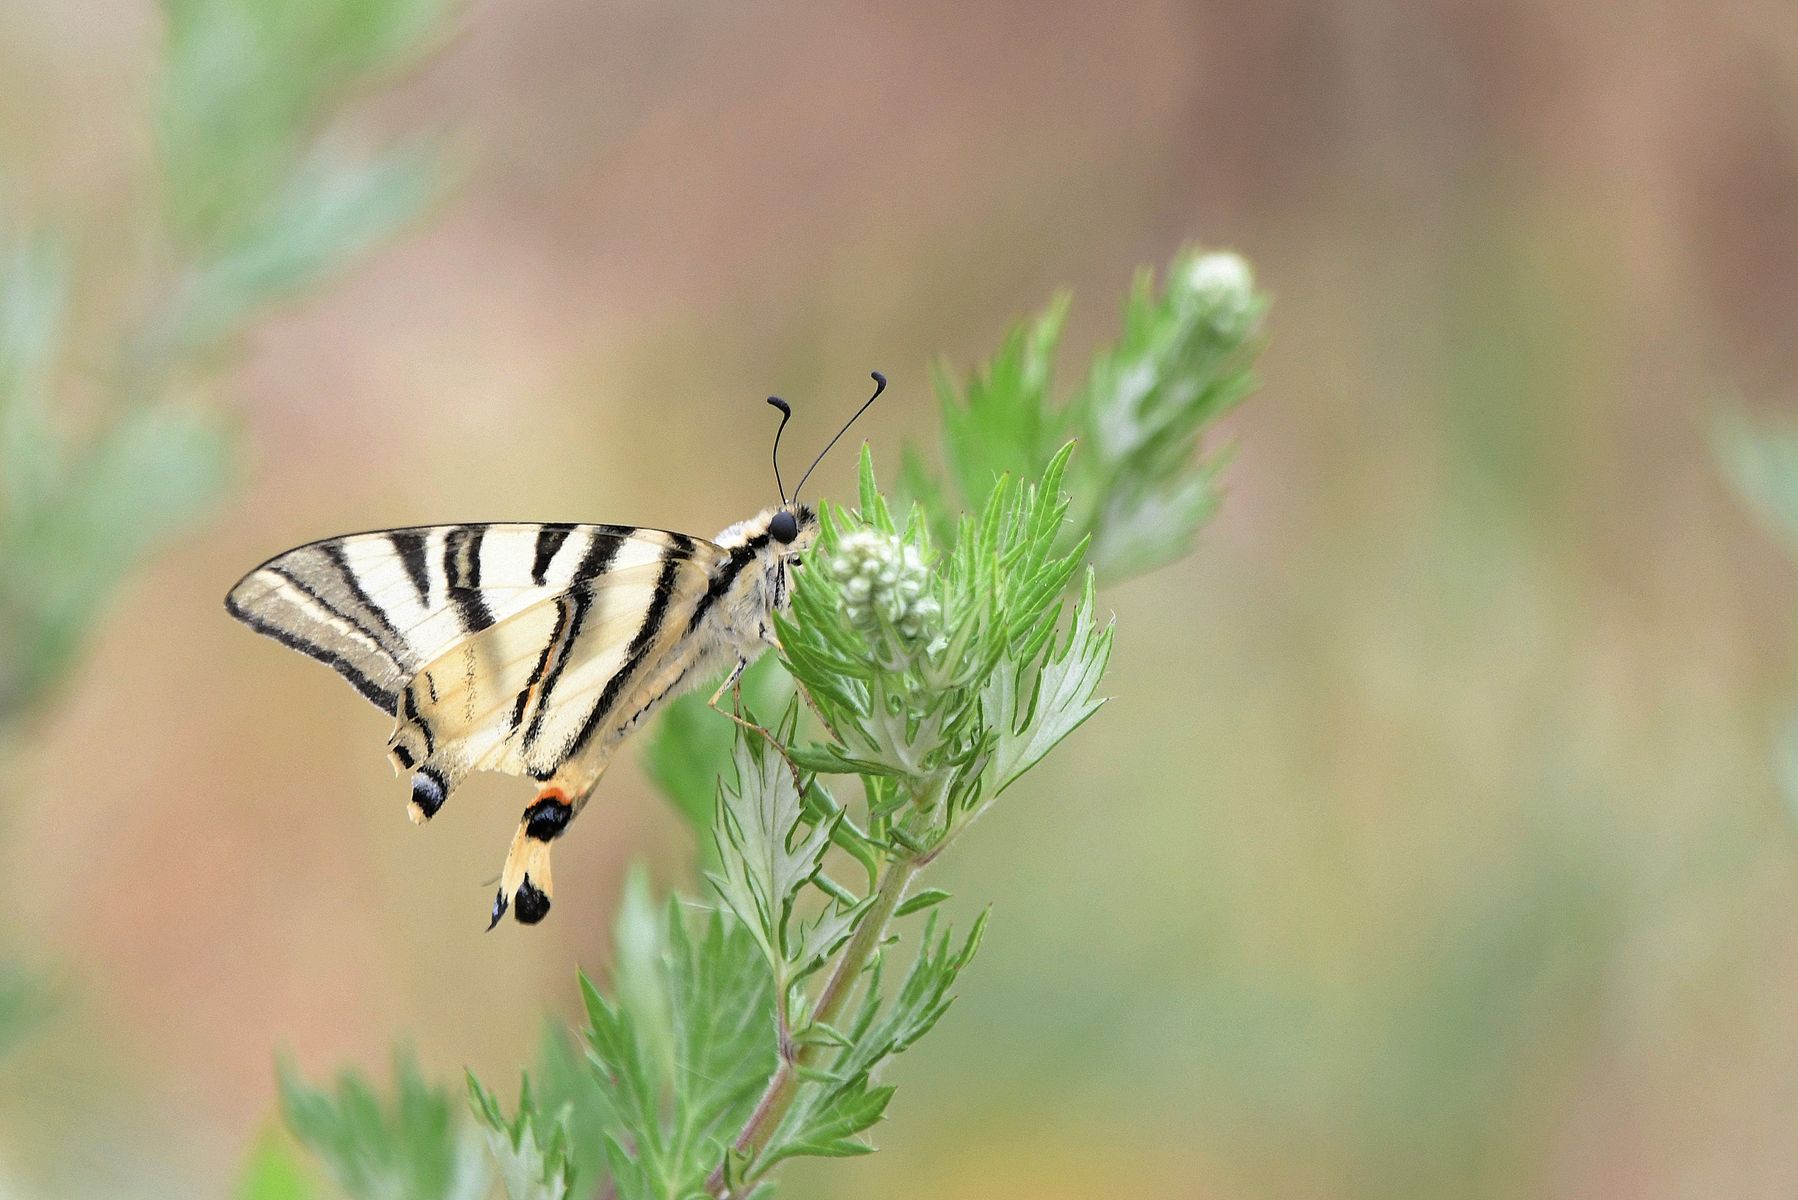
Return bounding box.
[508,594,575,733]
[224,590,399,711]
[388,530,432,608]
[320,540,410,657]
[560,538,693,763]
[521,533,624,751]
[531,524,576,585]
[444,525,497,633]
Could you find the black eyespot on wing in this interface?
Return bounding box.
[522,796,572,841]
[410,768,448,819]
[770,510,799,543]
[515,875,552,924]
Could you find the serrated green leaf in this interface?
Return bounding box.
[984,571,1112,797]
[468,1071,577,1200]
[893,888,951,918]
[756,1081,894,1171]
[710,733,837,976]
[644,655,792,844]
[530,877,778,1199]
[279,1051,491,1200]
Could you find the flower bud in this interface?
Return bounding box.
[826,529,943,661]
[1178,250,1258,343]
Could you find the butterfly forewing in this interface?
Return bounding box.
[224,523,708,715]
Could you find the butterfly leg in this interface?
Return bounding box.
[761,632,831,727]
[707,656,803,788]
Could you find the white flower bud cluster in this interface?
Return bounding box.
[828,529,942,654]
[1178,250,1258,343]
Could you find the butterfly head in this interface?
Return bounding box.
[737,502,817,562]
[767,503,815,551]
[708,503,816,628]
[766,503,817,612]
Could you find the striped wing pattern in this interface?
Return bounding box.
[226,512,802,927]
[390,543,724,787]
[225,523,725,784]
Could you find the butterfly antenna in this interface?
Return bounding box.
[794,371,887,502]
[766,396,794,504]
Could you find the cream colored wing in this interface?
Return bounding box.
[388,547,722,793]
[225,523,704,712]
[227,517,772,930]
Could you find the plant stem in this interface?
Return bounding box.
[704,853,921,1197]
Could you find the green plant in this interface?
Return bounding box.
[281,1052,491,1200]
[277,246,1266,1199]
[909,248,1263,580]
[0,5,458,1148]
[0,0,452,736]
[1717,412,1798,812]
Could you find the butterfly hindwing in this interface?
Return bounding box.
[387,546,722,788]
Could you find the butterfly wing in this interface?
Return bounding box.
[388,544,723,788]
[229,513,798,927]
[227,522,731,802]
[224,523,699,712]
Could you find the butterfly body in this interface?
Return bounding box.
[226,504,817,926]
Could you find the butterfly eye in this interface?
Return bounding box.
[770,510,799,544]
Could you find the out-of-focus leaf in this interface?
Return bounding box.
[0,228,67,515]
[934,293,1070,511]
[1068,249,1263,579]
[1779,711,1798,825]
[233,1128,319,1200]
[467,1074,576,1200]
[280,1051,491,1200]
[0,962,52,1060]
[159,0,454,249]
[920,247,1265,584]
[608,867,674,1087]
[523,1023,619,1195]
[163,142,444,355]
[0,1,455,731]
[549,883,775,1199]
[0,401,231,715]
[1717,412,1798,556]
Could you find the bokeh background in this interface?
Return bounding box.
[3,0,1798,1196]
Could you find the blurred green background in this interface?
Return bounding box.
[3,1,1798,1197]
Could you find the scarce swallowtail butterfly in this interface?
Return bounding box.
[226,373,886,927]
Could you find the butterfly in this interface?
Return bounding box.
[226,373,885,927]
